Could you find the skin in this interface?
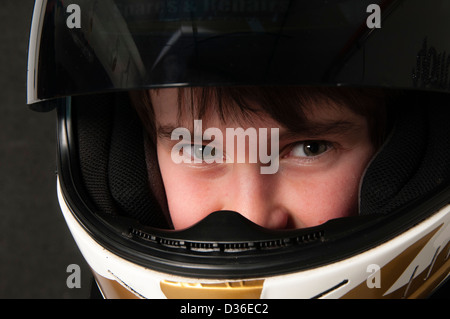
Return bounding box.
[149,88,376,230]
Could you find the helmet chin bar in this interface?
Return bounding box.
[58,177,450,299]
[123,210,328,250]
[102,205,389,272]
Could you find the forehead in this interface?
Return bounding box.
[151,88,180,124]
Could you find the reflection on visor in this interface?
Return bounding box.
[32,0,386,102]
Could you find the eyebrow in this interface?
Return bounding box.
[279,120,364,140]
[156,120,363,141]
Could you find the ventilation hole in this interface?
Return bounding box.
[296,230,325,244]
[130,228,325,253]
[189,242,220,252]
[223,242,256,252]
[258,239,291,250]
[160,238,186,249]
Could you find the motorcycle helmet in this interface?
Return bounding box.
[27,0,449,299]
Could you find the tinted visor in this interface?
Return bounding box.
[27,0,425,104]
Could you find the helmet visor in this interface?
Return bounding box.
[29,0,400,104]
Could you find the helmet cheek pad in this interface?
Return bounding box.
[72,92,170,228]
[360,92,450,216]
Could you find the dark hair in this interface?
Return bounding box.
[132,86,389,148]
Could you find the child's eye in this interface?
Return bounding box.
[289,141,332,158]
[188,144,219,161]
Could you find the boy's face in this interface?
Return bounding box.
[149,88,375,230]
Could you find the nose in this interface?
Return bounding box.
[221,165,290,230]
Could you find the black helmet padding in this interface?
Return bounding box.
[360,92,450,215]
[72,92,170,228]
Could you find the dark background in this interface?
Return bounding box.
[0,0,91,298]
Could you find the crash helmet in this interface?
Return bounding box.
[27,0,449,299]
